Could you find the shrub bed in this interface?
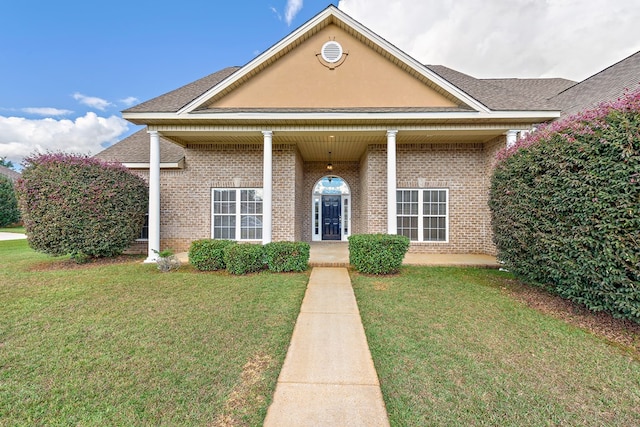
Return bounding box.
[224,243,265,275]
[189,239,235,271]
[490,90,640,322]
[264,241,310,272]
[348,234,409,275]
[15,153,147,262]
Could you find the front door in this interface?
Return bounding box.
[322,195,341,240]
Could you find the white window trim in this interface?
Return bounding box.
[397,188,449,243]
[211,188,264,242]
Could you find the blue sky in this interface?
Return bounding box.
[2,0,639,167]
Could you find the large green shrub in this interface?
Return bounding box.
[188,239,236,271]
[15,153,148,262]
[0,176,20,227]
[490,91,640,322]
[264,241,310,272]
[224,243,265,275]
[348,234,410,275]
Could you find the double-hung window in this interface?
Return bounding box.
[136,213,149,241]
[396,189,448,242]
[212,189,263,240]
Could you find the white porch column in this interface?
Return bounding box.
[506,130,518,148]
[145,130,161,263]
[262,131,273,244]
[387,130,398,235]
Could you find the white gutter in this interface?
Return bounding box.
[123,110,561,122]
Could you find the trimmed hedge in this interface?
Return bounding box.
[189,239,235,271]
[490,90,640,322]
[15,153,147,262]
[348,234,410,275]
[264,241,310,272]
[224,243,265,275]
[0,176,20,227]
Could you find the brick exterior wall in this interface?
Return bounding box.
[482,136,506,255]
[360,145,388,234]
[395,143,485,253]
[130,137,507,255]
[273,144,299,242]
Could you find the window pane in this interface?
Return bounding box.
[422,190,447,241]
[213,189,238,240]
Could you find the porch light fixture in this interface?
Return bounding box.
[327,151,333,171]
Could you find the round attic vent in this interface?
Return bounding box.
[321,41,343,63]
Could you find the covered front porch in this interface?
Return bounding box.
[141,125,529,262]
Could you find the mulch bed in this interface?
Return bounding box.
[503,279,640,357]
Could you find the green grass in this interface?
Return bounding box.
[0,240,308,426]
[352,266,640,426]
[0,225,25,233]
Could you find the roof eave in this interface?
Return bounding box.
[123,110,561,123]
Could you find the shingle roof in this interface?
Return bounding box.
[123,66,241,113]
[0,165,20,182]
[425,65,575,111]
[125,63,573,114]
[94,129,184,164]
[549,50,640,116]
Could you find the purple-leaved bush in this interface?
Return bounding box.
[489,89,640,322]
[496,88,640,163]
[15,152,148,262]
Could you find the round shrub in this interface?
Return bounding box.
[264,241,310,272]
[348,234,410,275]
[189,239,236,271]
[490,90,640,322]
[15,153,148,262]
[0,175,20,227]
[224,243,265,275]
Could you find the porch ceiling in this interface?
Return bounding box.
[159,128,507,162]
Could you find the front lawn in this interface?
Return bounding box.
[0,240,308,426]
[0,225,25,233]
[352,267,640,426]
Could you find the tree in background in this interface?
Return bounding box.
[15,153,148,263]
[490,90,640,322]
[0,175,20,227]
[0,157,15,170]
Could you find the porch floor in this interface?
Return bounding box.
[308,242,499,268]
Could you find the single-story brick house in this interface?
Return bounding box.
[96,5,640,262]
[0,165,20,182]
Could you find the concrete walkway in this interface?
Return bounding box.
[264,267,390,426]
[0,232,26,241]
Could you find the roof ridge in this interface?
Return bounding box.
[554,50,640,98]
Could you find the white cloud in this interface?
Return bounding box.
[0,112,128,166]
[285,0,303,26]
[338,0,640,81]
[119,96,139,107]
[22,107,73,116]
[270,5,282,21]
[72,92,112,111]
